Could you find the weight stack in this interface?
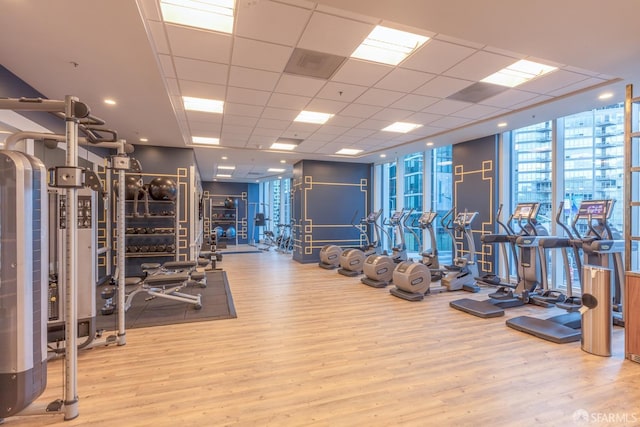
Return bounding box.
[0,151,48,418]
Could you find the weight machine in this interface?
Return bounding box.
[0,96,131,422]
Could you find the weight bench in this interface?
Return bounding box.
[123,261,206,311]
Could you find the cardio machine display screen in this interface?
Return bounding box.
[513,203,537,219]
[390,211,403,221]
[419,212,437,223]
[456,212,477,224]
[577,200,609,219]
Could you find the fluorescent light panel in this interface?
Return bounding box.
[382,122,423,133]
[192,136,220,145]
[268,168,285,173]
[160,0,235,33]
[270,142,297,151]
[183,96,224,113]
[336,148,362,155]
[294,111,334,124]
[481,59,557,88]
[218,165,235,170]
[351,25,428,66]
[216,173,232,178]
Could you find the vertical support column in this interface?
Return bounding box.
[63,95,79,420]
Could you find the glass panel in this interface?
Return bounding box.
[403,152,423,255]
[432,146,453,265]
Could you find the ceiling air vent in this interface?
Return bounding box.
[447,82,509,103]
[284,48,346,80]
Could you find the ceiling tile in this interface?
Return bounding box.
[328,115,364,127]
[444,50,516,81]
[165,78,180,97]
[430,116,474,129]
[402,39,476,74]
[517,69,590,95]
[453,104,502,120]
[186,110,223,125]
[189,121,221,135]
[297,12,372,57]
[423,99,472,115]
[304,98,349,114]
[343,127,377,138]
[357,118,393,130]
[340,103,383,118]
[226,86,271,106]
[223,115,259,127]
[224,102,264,118]
[166,24,232,63]
[510,94,553,110]
[267,92,311,110]
[316,82,368,102]
[371,108,413,122]
[221,124,254,137]
[414,76,473,98]
[235,0,312,46]
[174,57,228,85]
[332,135,361,144]
[355,88,405,107]
[261,106,299,121]
[232,37,293,72]
[480,89,540,109]
[313,125,349,136]
[404,112,444,124]
[229,66,281,91]
[275,74,325,97]
[374,68,435,92]
[253,124,287,134]
[548,77,609,97]
[179,80,226,99]
[390,94,440,111]
[331,58,392,86]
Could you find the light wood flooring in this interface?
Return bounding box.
[7,251,640,426]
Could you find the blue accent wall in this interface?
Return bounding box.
[292,160,372,263]
[452,135,499,274]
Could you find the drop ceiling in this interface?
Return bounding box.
[1,0,639,181]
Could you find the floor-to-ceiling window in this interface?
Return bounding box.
[511,121,553,232]
[403,152,424,254]
[505,103,625,294]
[381,161,397,252]
[432,146,453,264]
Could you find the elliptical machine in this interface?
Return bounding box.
[440,210,481,293]
[337,209,385,277]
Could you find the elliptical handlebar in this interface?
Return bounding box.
[555,201,575,239]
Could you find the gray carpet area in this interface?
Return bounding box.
[96,270,236,330]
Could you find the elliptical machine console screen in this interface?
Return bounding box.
[576,200,611,219]
[512,202,539,219]
[390,211,403,222]
[456,211,477,224]
[419,211,437,224]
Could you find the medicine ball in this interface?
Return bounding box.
[148,177,177,201]
[223,197,236,209]
[115,175,144,200]
[226,226,236,239]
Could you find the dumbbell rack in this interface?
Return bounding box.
[124,198,178,276]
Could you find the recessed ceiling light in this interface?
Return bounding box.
[294,111,334,124]
[139,137,148,142]
[160,0,235,34]
[351,25,429,66]
[336,148,363,155]
[599,92,614,100]
[218,165,235,170]
[426,141,434,146]
[382,122,423,133]
[277,176,283,179]
[270,142,297,151]
[216,173,232,178]
[380,154,387,158]
[183,96,224,113]
[104,99,116,105]
[221,156,228,160]
[280,160,286,164]
[497,122,508,128]
[268,168,285,173]
[481,59,557,88]
[192,136,220,145]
